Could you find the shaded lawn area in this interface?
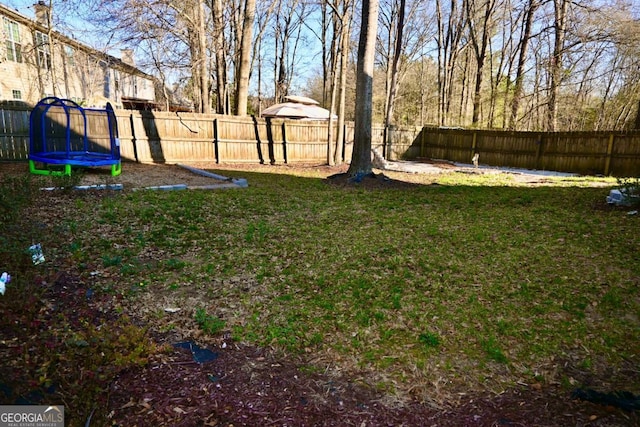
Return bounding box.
[0,164,638,426]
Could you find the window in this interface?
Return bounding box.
[12,90,22,100]
[64,45,75,66]
[3,17,22,63]
[35,31,51,69]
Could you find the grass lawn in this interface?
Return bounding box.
[1,163,638,414]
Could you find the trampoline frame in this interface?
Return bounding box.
[28,97,122,177]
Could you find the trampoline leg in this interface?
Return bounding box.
[28,161,72,176]
[111,162,122,176]
[49,164,72,176]
[28,160,46,175]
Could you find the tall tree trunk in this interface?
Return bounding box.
[335,4,352,165]
[45,0,59,97]
[466,0,496,127]
[327,12,340,166]
[325,0,353,166]
[384,0,406,133]
[509,0,538,129]
[212,0,227,114]
[548,0,567,131]
[458,50,470,124]
[436,0,466,126]
[321,2,331,106]
[234,0,255,116]
[347,0,379,177]
[197,0,210,114]
[435,0,445,125]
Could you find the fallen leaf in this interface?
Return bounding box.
[120,398,136,409]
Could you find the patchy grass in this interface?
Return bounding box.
[195,307,226,335]
[1,164,638,415]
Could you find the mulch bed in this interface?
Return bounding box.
[107,338,638,426]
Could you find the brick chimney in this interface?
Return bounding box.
[34,1,51,27]
[121,48,135,66]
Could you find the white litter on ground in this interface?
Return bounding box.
[606,188,639,206]
[177,164,248,188]
[377,158,580,178]
[452,162,579,177]
[41,184,124,191]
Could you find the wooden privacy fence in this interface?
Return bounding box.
[0,106,366,164]
[119,111,351,164]
[0,105,417,165]
[121,113,413,165]
[0,105,30,161]
[2,105,639,176]
[410,127,640,177]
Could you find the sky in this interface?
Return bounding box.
[2,0,34,16]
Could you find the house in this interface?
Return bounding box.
[0,1,156,109]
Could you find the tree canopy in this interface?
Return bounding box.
[23,0,640,131]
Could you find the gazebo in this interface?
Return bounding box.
[262,96,336,120]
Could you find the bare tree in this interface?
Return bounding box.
[509,0,539,129]
[195,0,210,113]
[435,0,467,126]
[76,0,211,111]
[211,0,228,113]
[46,0,640,133]
[234,0,255,116]
[465,0,498,126]
[322,0,354,165]
[268,0,309,102]
[334,2,354,164]
[546,0,568,131]
[381,0,405,146]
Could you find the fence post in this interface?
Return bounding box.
[443,131,449,160]
[386,125,393,160]
[342,123,348,163]
[129,113,139,163]
[535,134,543,170]
[213,118,220,163]
[252,115,265,164]
[604,133,615,176]
[282,121,288,164]
[326,119,333,165]
[471,131,477,160]
[265,118,276,164]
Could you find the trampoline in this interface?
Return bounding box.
[29,96,122,176]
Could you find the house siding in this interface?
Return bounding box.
[0,3,155,108]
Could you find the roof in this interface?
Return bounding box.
[262,97,337,120]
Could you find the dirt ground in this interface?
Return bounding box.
[1,160,637,426]
[2,157,604,190]
[1,161,239,189]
